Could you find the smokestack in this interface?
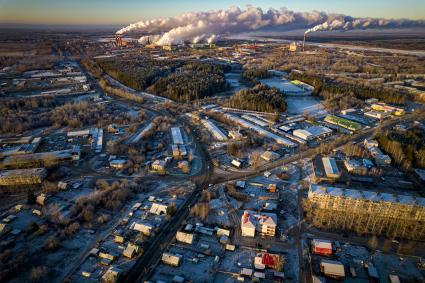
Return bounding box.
[302,34,306,52]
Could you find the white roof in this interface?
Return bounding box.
[312,239,332,249]
[310,184,425,207]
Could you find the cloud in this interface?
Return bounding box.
[117,6,425,45]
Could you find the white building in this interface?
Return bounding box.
[293,126,333,141]
[201,119,228,141]
[241,210,277,237]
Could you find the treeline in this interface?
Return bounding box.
[148,62,230,102]
[241,68,270,84]
[98,57,179,91]
[0,97,60,134]
[0,98,140,134]
[290,72,406,104]
[377,129,425,170]
[80,58,103,78]
[227,84,287,113]
[98,78,144,104]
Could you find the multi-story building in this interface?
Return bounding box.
[305,184,425,240]
[241,210,277,237]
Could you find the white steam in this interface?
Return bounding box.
[116,6,425,45]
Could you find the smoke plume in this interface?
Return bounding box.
[116,6,425,45]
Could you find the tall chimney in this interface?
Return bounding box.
[302,34,306,52]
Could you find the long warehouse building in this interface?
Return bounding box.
[215,111,297,147]
[241,115,269,127]
[171,127,184,145]
[305,184,425,240]
[201,119,228,141]
[0,168,47,186]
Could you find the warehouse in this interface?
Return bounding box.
[322,157,340,179]
[371,103,405,116]
[292,126,332,141]
[305,184,425,240]
[162,252,182,267]
[0,150,73,169]
[364,110,391,119]
[261,150,280,162]
[171,127,184,145]
[214,111,297,147]
[320,259,345,279]
[201,119,228,141]
[312,156,341,182]
[241,114,269,127]
[176,231,194,244]
[324,114,362,132]
[0,168,47,186]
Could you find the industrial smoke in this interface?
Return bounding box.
[116,6,425,46]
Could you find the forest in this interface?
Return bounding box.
[377,128,425,170]
[97,57,179,91]
[147,62,230,102]
[241,68,270,84]
[290,72,406,105]
[226,84,287,113]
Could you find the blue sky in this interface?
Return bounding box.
[0,0,424,25]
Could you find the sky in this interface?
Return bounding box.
[0,0,424,26]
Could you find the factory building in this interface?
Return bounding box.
[0,136,41,158]
[292,126,332,141]
[0,150,73,169]
[305,184,425,240]
[213,111,297,147]
[371,103,405,116]
[364,110,391,120]
[0,168,47,186]
[201,119,228,141]
[324,115,362,132]
[241,210,277,237]
[312,156,341,182]
[241,114,269,128]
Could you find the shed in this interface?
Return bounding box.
[162,252,182,267]
[132,221,153,236]
[36,194,48,206]
[150,203,168,215]
[320,259,345,279]
[102,267,122,283]
[123,243,140,259]
[176,231,194,244]
[241,268,253,277]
